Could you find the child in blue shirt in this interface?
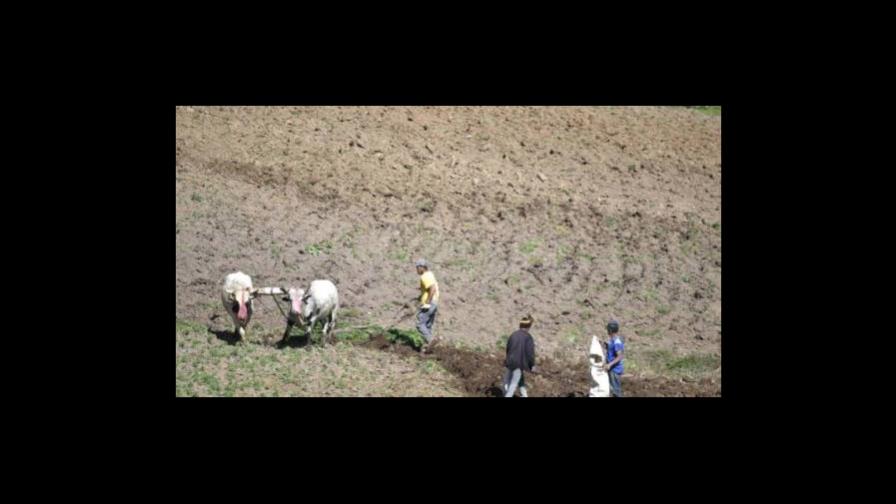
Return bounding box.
[604,320,625,397]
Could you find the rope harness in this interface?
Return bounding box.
[268,294,293,323]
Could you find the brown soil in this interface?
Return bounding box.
[360,334,719,397]
[176,106,722,396]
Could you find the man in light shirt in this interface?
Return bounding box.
[414,258,440,352]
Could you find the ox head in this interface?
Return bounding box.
[282,287,310,323]
[226,287,259,325]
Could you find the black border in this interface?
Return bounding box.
[160,79,750,443]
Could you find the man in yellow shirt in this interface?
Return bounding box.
[415,258,440,352]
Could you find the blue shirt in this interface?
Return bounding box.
[606,336,624,374]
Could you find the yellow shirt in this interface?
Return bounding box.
[419,271,440,304]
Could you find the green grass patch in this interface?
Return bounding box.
[656,305,671,315]
[667,353,721,374]
[331,324,425,350]
[690,106,721,116]
[176,319,207,334]
[636,349,673,373]
[450,340,468,351]
[528,256,544,267]
[334,326,378,343]
[519,239,540,254]
[338,229,358,249]
[198,372,221,394]
[628,348,720,378]
[339,307,364,321]
[390,249,409,262]
[419,360,439,374]
[564,327,583,345]
[385,327,426,350]
[496,334,509,350]
[305,240,333,256]
[176,383,192,397]
[191,192,203,202]
[444,258,474,270]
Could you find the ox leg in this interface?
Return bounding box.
[322,314,335,343]
[279,321,293,345]
[327,309,338,343]
[306,316,317,342]
[227,310,240,343]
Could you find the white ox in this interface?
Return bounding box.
[221,271,260,342]
[260,280,339,345]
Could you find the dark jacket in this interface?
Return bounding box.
[505,329,535,371]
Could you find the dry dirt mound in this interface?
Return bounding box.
[360,334,718,397]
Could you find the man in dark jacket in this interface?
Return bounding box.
[503,315,537,397]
